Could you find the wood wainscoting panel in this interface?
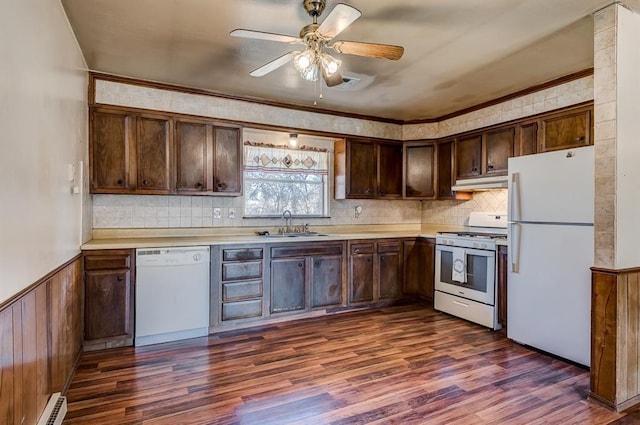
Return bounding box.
[0,307,15,424]
[591,267,640,412]
[0,255,82,425]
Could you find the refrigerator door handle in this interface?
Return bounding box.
[509,222,520,273]
[509,172,520,223]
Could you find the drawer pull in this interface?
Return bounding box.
[117,276,124,281]
[453,300,469,308]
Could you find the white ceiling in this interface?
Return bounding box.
[61,0,639,121]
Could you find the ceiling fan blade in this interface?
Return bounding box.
[317,3,362,39]
[331,40,404,60]
[230,29,302,44]
[249,51,298,77]
[322,69,344,87]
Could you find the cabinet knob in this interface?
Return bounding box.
[117,276,124,281]
[381,255,385,261]
[380,190,385,196]
[487,164,494,170]
[576,136,585,141]
[298,262,303,268]
[354,249,361,254]
[196,182,203,188]
[314,260,320,267]
[116,179,124,185]
[367,258,372,263]
[472,167,478,172]
[142,180,149,186]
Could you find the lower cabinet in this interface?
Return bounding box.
[211,245,265,326]
[348,239,403,305]
[270,242,346,314]
[83,249,135,350]
[403,238,436,302]
[270,257,306,313]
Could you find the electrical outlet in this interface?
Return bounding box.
[228,208,235,219]
[213,208,221,219]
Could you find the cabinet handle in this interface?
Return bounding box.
[354,249,361,254]
[298,262,303,268]
[117,276,124,281]
[116,179,124,186]
[196,182,203,188]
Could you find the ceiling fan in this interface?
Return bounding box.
[230,0,404,87]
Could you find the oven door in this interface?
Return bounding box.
[435,244,496,305]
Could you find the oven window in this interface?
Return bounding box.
[439,251,489,293]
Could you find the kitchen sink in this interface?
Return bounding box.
[259,232,332,238]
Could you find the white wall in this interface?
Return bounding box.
[615,6,640,269]
[0,0,88,303]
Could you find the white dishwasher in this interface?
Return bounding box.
[135,246,210,346]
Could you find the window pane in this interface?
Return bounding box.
[244,178,324,216]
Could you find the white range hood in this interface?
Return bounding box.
[451,175,508,192]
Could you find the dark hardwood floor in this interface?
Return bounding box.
[65,305,638,424]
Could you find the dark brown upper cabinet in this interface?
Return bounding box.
[90,107,242,196]
[137,115,172,193]
[335,138,403,199]
[455,128,513,180]
[90,108,172,194]
[515,105,592,156]
[175,119,242,196]
[436,139,455,199]
[540,105,591,152]
[515,120,539,157]
[455,134,483,179]
[90,109,133,192]
[404,142,436,199]
[485,127,514,176]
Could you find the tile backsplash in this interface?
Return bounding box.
[421,190,508,226]
[93,194,423,229]
[93,191,507,229]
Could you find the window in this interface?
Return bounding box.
[243,143,330,217]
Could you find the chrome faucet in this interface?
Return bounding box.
[282,210,292,233]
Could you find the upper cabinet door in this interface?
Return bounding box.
[436,140,454,199]
[541,106,591,152]
[485,127,513,175]
[455,134,482,179]
[212,126,242,195]
[136,115,172,192]
[516,121,538,157]
[90,109,133,192]
[175,120,208,193]
[404,143,435,199]
[346,139,376,198]
[378,143,403,198]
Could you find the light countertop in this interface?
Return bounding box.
[81,224,469,250]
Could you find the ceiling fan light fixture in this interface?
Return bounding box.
[320,53,341,76]
[294,49,316,74]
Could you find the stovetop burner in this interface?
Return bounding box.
[437,231,507,240]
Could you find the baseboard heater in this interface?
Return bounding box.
[37,392,67,425]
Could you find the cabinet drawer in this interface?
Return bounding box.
[377,241,401,253]
[223,248,263,262]
[271,243,343,258]
[222,261,262,281]
[222,299,263,321]
[84,254,131,271]
[350,243,374,255]
[222,280,263,301]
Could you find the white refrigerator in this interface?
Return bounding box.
[507,146,594,366]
